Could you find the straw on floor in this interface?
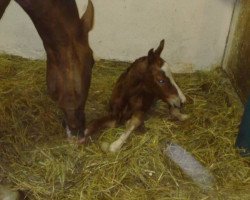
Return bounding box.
[0,54,249,200]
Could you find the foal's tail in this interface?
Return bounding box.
[84,115,116,138]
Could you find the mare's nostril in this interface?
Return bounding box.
[70,126,84,137]
[66,126,84,138]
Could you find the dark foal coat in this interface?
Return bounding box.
[84,40,186,152]
[0,0,94,136]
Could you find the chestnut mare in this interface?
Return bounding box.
[84,40,188,152]
[0,0,94,138]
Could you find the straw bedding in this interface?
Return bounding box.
[0,54,249,199]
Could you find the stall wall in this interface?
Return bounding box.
[223,0,250,104]
[0,0,236,72]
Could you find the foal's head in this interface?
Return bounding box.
[143,40,185,107]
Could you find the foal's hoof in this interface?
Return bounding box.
[109,141,122,153]
[178,114,189,121]
[78,137,86,144]
[100,141,121,153]
[100,142,110,152]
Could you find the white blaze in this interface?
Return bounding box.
[109,125,135,152]
[161,63,186,103]
[75,0,88,18]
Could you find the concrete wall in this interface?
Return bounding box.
[0,0,236,72]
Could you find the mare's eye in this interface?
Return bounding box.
[158,79,165,84]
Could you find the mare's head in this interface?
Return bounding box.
[44,0,95,137]
[143,40,186,107]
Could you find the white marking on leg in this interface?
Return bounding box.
[75,0,88,18]
[161,63,186,103]
[109,125,135,152]
[84,128,89,137]
[66,126,72,138]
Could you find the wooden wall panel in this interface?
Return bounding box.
[223,0,250,104]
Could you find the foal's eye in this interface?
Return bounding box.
[158,79,165,84]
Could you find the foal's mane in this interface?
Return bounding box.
[126,56,148,78]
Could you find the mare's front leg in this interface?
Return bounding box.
[109,111,144,152]
[0,0,11,19]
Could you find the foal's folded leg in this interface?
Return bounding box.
[109,111,144,152]
[80,115,117,143]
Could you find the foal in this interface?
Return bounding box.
[84,40,188,152]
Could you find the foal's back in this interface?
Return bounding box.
[109,56,155,122]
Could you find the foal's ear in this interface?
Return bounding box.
[148,48,155,63]
[154,39,165,56]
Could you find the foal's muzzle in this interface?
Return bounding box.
[167,96,182,108]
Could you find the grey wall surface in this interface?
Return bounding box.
[0,0,236,72]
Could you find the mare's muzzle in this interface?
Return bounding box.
[62,118,85,138]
